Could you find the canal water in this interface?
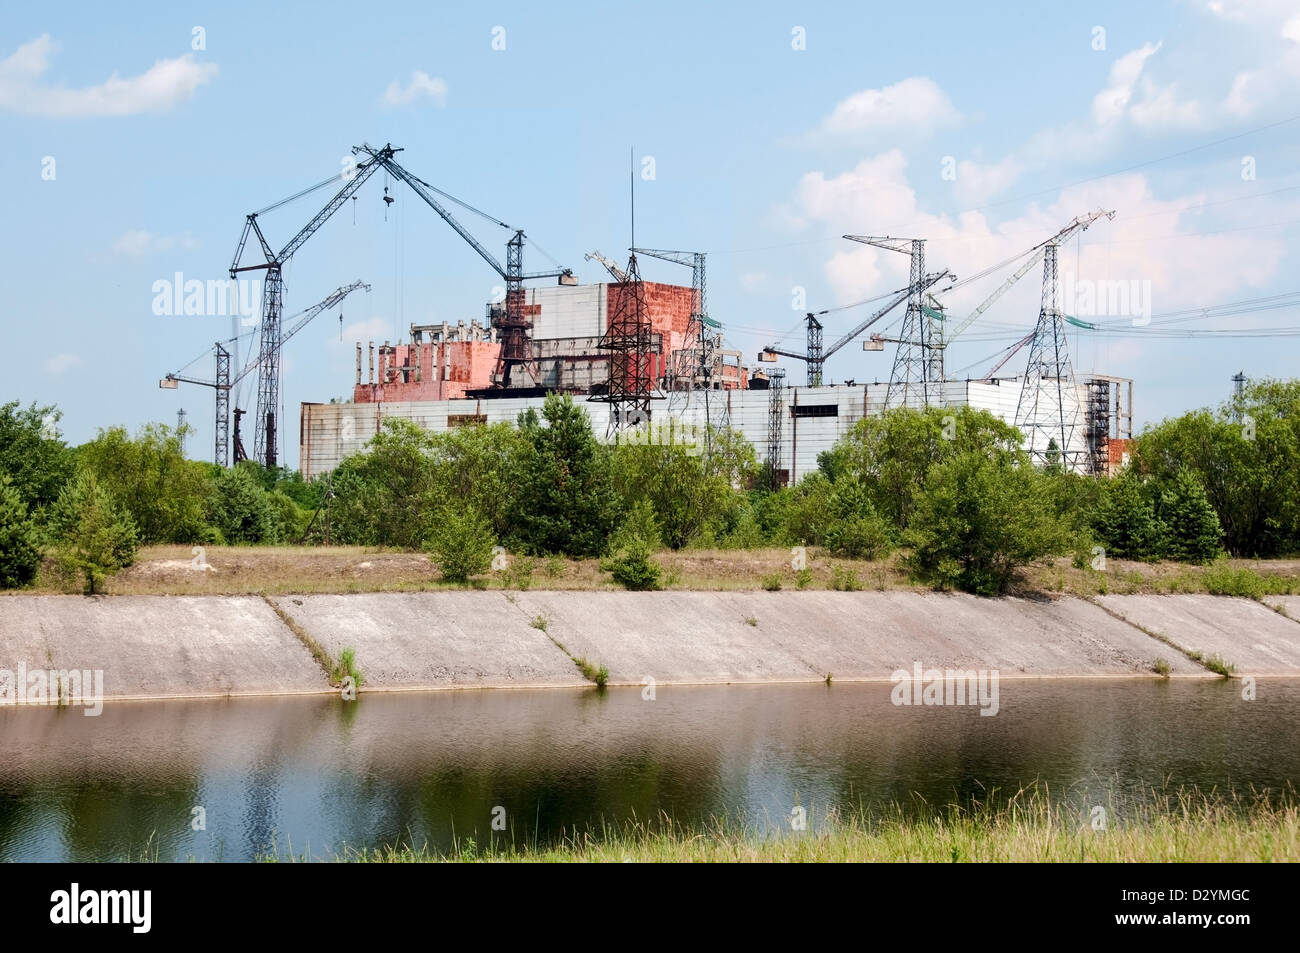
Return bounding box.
[1,679,1296,861]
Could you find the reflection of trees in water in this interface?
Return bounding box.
[3,680,1300,859]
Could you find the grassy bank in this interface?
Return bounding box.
[19,544,1300,599]
[320,791,1299,863]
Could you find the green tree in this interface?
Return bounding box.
[1154,468,1223,563]
[78,423,214,543]
[327,419,439,547]
[425,505,495,583]
[904,451,1069,596]
[0,476,42,588]
[0,401,76,516]
[1091,469,1167,561]
[818,406,1024,531]
[1134,380,1300,556]
[511,395,619,556]
[49,471,138,594]
[211,464,280,544]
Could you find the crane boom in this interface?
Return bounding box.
[942,209,1115,347]
[585,250,628,282]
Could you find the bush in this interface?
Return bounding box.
[0,476,41,589]
[761,573,783,591]
[426,506,495,584]
[606,535,661,591]
[830,565,862,591]
[48,471,138,594]
[904,451,1069,596]
[1201,560,1268,598]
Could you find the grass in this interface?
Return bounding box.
[325,788,1300,863]
[1151,657,1170,677]
[573,657,608,688]
[14,544,1299,599]
[529,614,548,633]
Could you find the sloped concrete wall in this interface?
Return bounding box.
[0,595,327,699]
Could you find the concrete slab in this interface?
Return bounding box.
[1097,594,1300,675]
[271,592,586,690]
[513,591,826,684]
[0,594,327,698]
[713,591,1203,678]
[511,591,1198,683]
[1264,595,1300,621]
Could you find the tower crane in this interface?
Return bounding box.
[757,270,953,384]
[938,209,1115,351]
[585,250,628,282]
[162,281,369,466]
[231,146,396,468]
[352,143,574,389]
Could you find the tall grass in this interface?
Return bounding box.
[327,786,1299,863]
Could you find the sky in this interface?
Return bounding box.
[5,0,1300,468]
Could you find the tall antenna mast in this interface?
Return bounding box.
[630,146,635,250]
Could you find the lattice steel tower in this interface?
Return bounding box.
[1016,243,1083,470]
[592,253,657,437]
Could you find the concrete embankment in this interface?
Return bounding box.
[1,591,1298,700]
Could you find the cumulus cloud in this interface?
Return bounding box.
[111,230,198,258]
[381,71,448,107]
[0,35,217,117]
[43,352,85,376]
[785,149,1287,327]
[821,77,959,135]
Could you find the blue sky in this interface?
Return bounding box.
[5,0,1300,466]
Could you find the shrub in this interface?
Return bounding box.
[426,506,495,584]
[904,451,1069,596]
[606,535,661,591]
[761,573,783,591]
[795,568,813,590]
[830,565,862,591]
[331,647,363,687]
[1201,560,1268,598]
[1151,658,1170,677]
[1091,470,1166,561]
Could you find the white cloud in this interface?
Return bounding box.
[821,77,959,135]
[1091,43,1163,125]
[0,35,217,117]
[337,316,392,345]
[382,71,448,107]
[111,229,197,258]
[786,150,1287,329]
[43,352,84,376]
[954,156,1025,204]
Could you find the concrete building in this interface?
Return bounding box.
[302,278,1133,482]
[300,376,1133,482]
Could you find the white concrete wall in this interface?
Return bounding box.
[301,376,1107,481]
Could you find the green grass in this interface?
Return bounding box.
[529,614,548,633]
[323,788,1300,863]
[1151,657,1170,677]
[574,657,608,688]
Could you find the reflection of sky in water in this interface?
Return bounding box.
[0,679,1295,861]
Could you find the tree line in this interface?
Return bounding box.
[1,378,1296,595]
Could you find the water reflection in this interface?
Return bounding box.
[0,679,1295,861]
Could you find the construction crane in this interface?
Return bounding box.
[162,281,369,466]
[352,143,574,389]
[231,146,396,468]
[938,209,1116,351]
[585,250,628,282]
[757,270,952,384]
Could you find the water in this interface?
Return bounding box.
[1,679,1296,861]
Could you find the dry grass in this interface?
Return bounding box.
[17,544,1299,598]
